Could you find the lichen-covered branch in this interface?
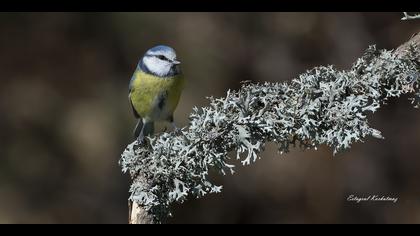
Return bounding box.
[120,33,420,223]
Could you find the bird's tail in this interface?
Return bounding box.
[133,119,155,139]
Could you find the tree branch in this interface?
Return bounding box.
[120,32,420,224]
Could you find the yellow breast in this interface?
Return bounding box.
[129,70,185,121]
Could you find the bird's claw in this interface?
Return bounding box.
[174,127,182,135]
[134,135,146,149]
[171,122,182,135]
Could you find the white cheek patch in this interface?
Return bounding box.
[143,57,172,77]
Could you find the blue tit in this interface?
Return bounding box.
[128,45,185,143]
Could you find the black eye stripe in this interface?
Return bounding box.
[156,55,170,61]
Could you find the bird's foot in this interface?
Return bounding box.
[171,122,182,135]
[174,127,182,135]
[134,135,146,148]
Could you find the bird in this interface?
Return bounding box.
[128,45,185,143]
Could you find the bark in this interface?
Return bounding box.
[129,199,155,224]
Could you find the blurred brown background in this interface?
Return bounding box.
[0,12,419,224]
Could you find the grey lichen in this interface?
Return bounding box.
[120,43,419,223]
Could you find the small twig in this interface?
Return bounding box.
[401,12,420,20]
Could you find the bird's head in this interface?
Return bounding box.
[139,45,181,77]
